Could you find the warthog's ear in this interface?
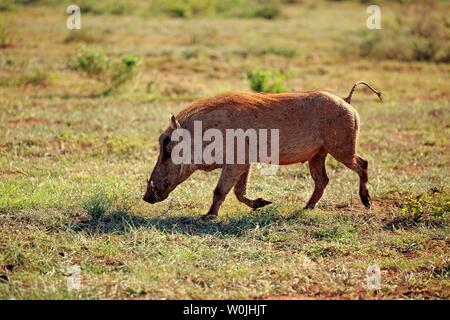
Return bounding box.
[169,113,180,129]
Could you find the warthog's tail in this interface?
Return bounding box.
[344,81,383,104]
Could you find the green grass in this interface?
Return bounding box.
[0,0,449,299]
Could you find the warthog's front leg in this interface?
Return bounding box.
[203,165,248,219]
[234,165,272,210]
[305,151,329,209]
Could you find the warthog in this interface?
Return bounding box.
[143,81,382,219]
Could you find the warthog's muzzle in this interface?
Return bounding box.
[142,192,157,204]
[143,180,167,204]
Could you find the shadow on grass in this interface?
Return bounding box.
[70,207,302,237]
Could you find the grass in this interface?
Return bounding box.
[0,0,449,299]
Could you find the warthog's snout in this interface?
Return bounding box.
[143,180,169,204]
[142,192,157,204]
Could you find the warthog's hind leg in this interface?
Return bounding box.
[331,153,371,209]
[305,151,329,209]
[349,155,371,208]
[234,165,272,210]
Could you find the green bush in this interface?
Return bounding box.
[73,47,109,79]
[245,67,289,93]
[252,2,280,19]
[150,0,215,18]
[0,0,15,11]
[149,0,281,19]
[412,38,439,61]
[385,189,450,230]
[110,54,140,90]
[70,47,140,94]
[78,0,132,15]
[401,191,449,220]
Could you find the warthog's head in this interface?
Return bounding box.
[143,114,190,204]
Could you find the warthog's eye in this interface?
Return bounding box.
[161,136,171,161]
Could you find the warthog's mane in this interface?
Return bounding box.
[176,90,323,122]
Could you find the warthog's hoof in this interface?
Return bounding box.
[362,195,372,209]
[252,198,272,209]
[201,214,217,220]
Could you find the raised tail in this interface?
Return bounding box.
[343,81,383,104]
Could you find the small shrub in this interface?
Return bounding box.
[245,67,290,93]
[149,0,281,19]
[153,0,216,18]
[400,192,449,219]
[70,47,140,94]
[385,189,449,230]
[78,0,132,15]
[78,0,104,15]
[150,0,193,18]
[82,191,113,223]
[221,0,281,19]
[252,2,280,19]
[109,54,140,91]
[412,38,439,61]
[0,0,15,11]
[72,47,109,80]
